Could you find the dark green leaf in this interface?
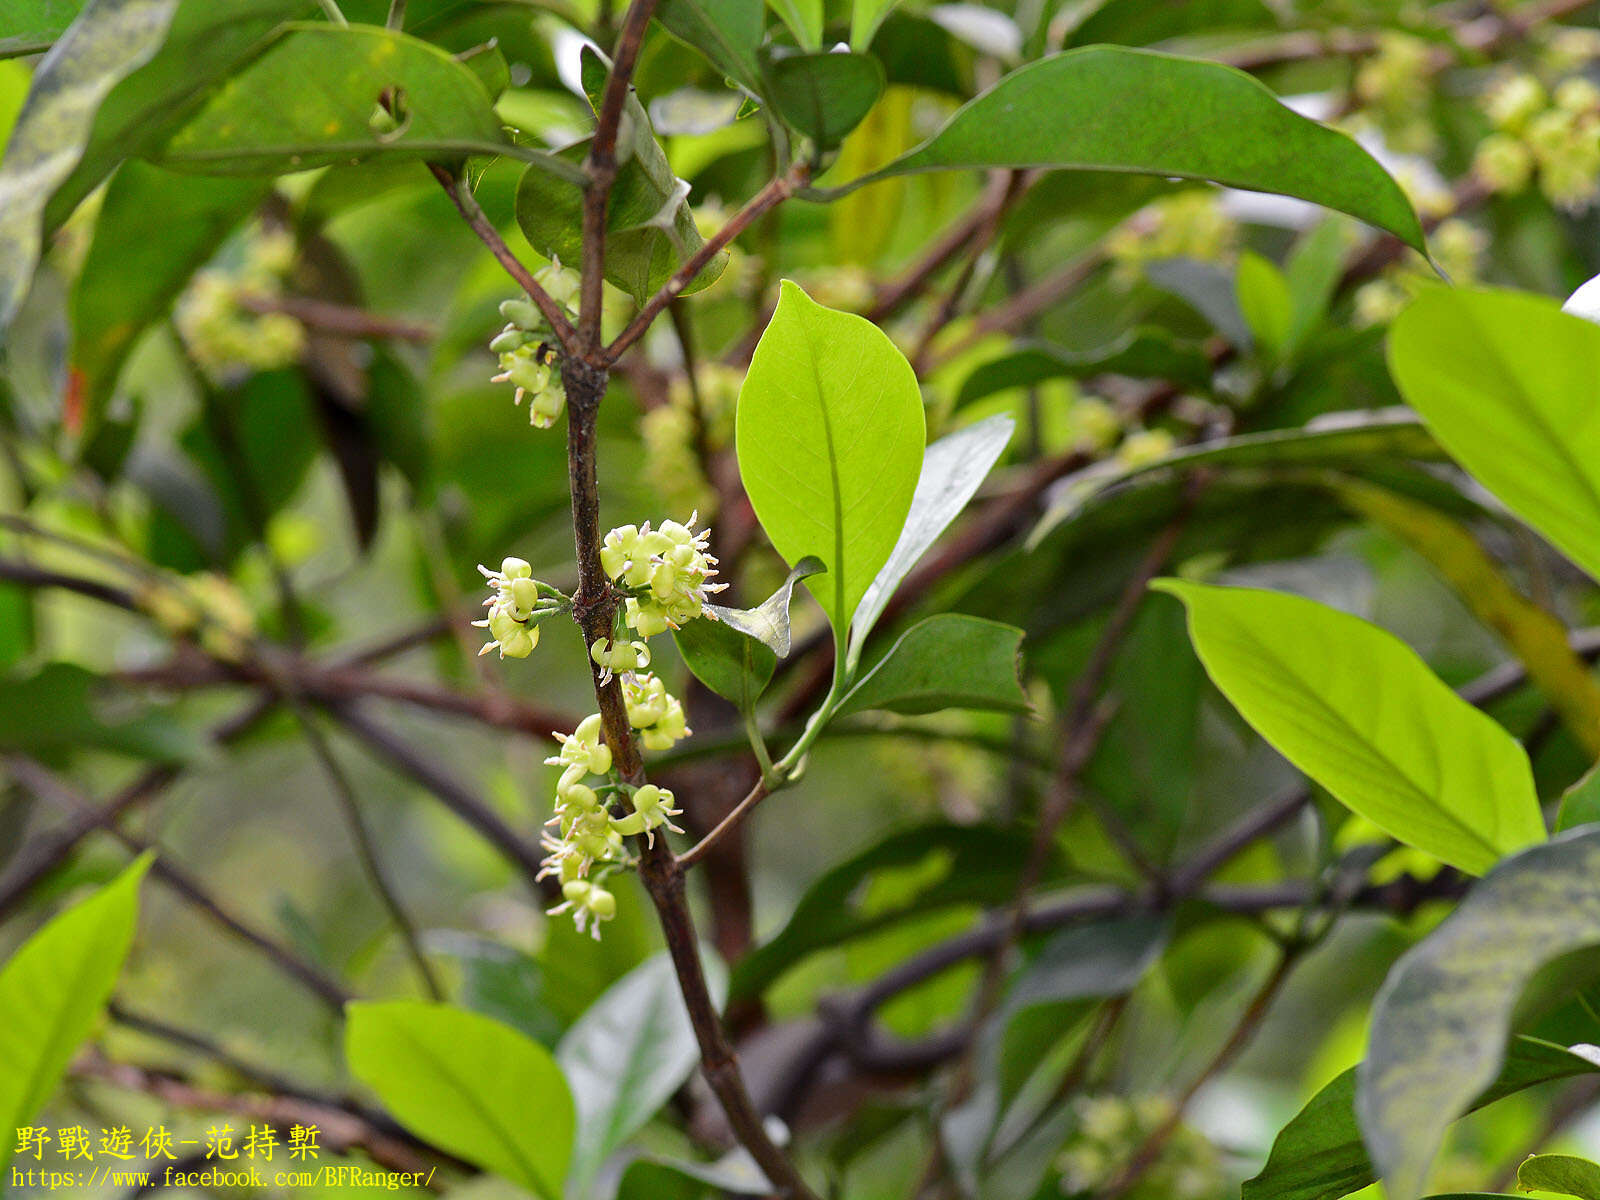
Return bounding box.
[0,0,182,326]
[675,557,824,708]
[762,49,884,149]
[427,931,562,1047]
[827,46,1425,251]
[0,663,201,762]
[0,1,84,57]
[956,332,1212,409]
[157,24,508,174]
[656,0,764,94]
[617,1150,770,1199]
[0,854,151,1172]
[1359,829,1600,1199]
[1518,1155,1600,1200]
[837,614,1028,718]
[346,1000,573,1199]
[557,952,728,1197]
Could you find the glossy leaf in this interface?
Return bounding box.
[1243,1038,1600,1200]
[1359,829,1600,1200]
[762,49,884,148]
[1518,1155,1600,1200]
[1388,287,1600,586]
[656,0,764,93]
[558,952,728,1197]
[0,0,181,327]
[956,332,1213,408]
[0,855,151,1172]
[676,557,824,708]
[830,46,1425,251]
[1155,581,1545,876]
[346,1000,573,1199]
[837,614,1029,718]
[72,161,267,428]
[738,281,925,639]
[157,24,508,173]
[852,414,1014,657]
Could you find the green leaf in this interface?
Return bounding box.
[514,47,724,303]
[828,46,1425,252]
[345,1000,573,1199]
[1243,1038,1600,1200]
[1282,218,1350,358]
[837,614,1028,718]
[762,49,884,149]
[156,24,507,173]
[956,331,1213,409]
[1061,0,1277,49]
[71,161,266,429]
[557,952,728,1197]
[1154,581,1545,876]
[0,1,83,57]
[851,0,901,49]
[1519,1155,1600,1200]
[1236,249,1293,360]
[0,663,201,762]
[0,854,151,1172]
[1359,829,1600,1200]
[736,280,926,639]
[618,1150,770,1198]
[852,414,1013,655]
[767,0,821,48]
[0,0,181,327]
[1557,763,1600,833]
[675,556,825,708]
[656,0,764,94]
[1388,287,1600,586]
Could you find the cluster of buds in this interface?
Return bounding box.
[1353,217,1487,327]
[491,260,580,428]
[176,226,305,381]
[539,714,684,937]
[1055,1094,1222,1200]
[1106,191,1237,285]
[1352,32,1440,154]
[140,571,257,663]
[641,363,742,518]
[600,514,725,638]
[474,557,565,659]
[623,672,690,750]
[1474,72,1600,211]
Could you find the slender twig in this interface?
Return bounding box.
[6,757,352,1012]
[605,167,809,362]
[677,776,768,869]
[429,164,577,351]
[315,0,347,25]
[385,0,406,28]
[237,294,433,342]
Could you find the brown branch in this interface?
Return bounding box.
[677,775,768,869]
[6,757,352,1012]
[236,294,434,342]
[605,166,810,363]
[429,164,577,352]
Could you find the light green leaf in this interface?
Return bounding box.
[674,557,824,708]
[1154,581,1544,876]
[837,614,1028,718]
[850,0,900,49]
[558,952,728,1198]
[1519,1155,1600,1200]
[1243,1038,1600,1200]
[957,332,1213,409]
[762,49,883,149]
[1388,287,1600,586]
[827,46,1425,252]
[345,1000,573,1199]
[157,24,508,173]
[1557,763,1600,833]
[1237,249,1292,360]
[767,0,821,48]
[72,161,266,430]
[1282,218,1350,357]
[736,279,926,638]
[656,0,764,94]
[0,0,180,327]
[0,854,152,1172]
[0,1,83,57]
[852,414,1014,658]
[1359,829,1600,1199]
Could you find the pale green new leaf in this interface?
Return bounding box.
[1237,249,1292,360]
[826,46,1425,252]
[1359,829,1600,1199]
[850,0,901,49]
[768,0,821,48]
[345,1001,573,1199]
[736,280,926,639]
[1388,287,1600,586]
[1155,581,1544,875]
[837,614,1028,718]
[851,414,1014,662]
[558,952,728,1197]
[0,854,152,1172]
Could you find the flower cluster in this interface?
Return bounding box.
[175,226,305,380]
[1106,190,1237,285]
[600,514,725,638]
[1474,71,1600,210]
[1055,1094,1223,1200]
[1352,32,1440,154]
[491,259,579,428]
[641,363,741,517]
[473,557,564,659]
[539,714,684,938]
